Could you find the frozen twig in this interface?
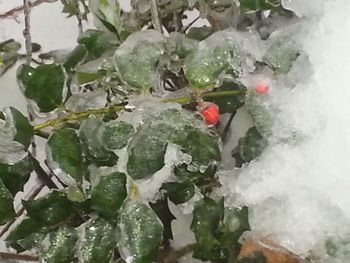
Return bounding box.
[23,0,32,64]
[0,252,39,262]
[151,0,163,33]
[0,0,57,20]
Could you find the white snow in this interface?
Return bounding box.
[221,0,350,260]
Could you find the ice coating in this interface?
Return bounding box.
[221,0,350,260]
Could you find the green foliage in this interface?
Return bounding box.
[237,127,268,162]
[164,181,195,205]
[17,64,66,112]
[117,198,164,263]
[9,107,34,149]
[48,128,86,184]
[0,39,21,76]
[91,172,127,218]
[98,121,135,150]
[0,177,15,225]
[23,191,75,226]
[239,0,281,13]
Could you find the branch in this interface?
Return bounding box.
[0,0,58,20]
[0,252,39,262]
[23,0,32,64]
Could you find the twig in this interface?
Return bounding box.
[74,0,84,34]
[30,154,59,189]
[150,0,163,33]
[23,0,32,64]
[183,16,200,33]
[221,111,237,143]
[0,252,39,262]
[0,0,57,20]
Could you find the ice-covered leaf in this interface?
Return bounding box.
[0,156,33,195]
[42,226,78,263]
[79,118,119,166]
[78,29,119,58]
[191,197,225,261]
[0,39,21,76]
[98,121,135,151]
[202,81,245,113]
[89,0,122,33]
[63,45,88,73]
[164,181,195,205]
[9,107,33,149]
[61,0,79,17]
[23,191,75,226]
[263,38,299,74]
[91,172,127,218]
[6,218,48,252]
[237,127,268,162]
[184,45,230,88]
[187,26,215,41]
[239,0,280,13]
[17,64,66,112]
[47,128,86,185]
[174,164,217,187]
[0,177,15,225]
[127,122,170,180]
[77,218,116,263]
[117,198,163,263]
[165,32,199,58]
[149,196,176,243]
[113,30,165,90]
[65,89,107,112]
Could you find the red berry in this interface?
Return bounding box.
[199,102,219,126]
[255,83,270,94]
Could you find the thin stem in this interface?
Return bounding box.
[183,16,200,33]
[0,252,39,262]
[151,0,163,33]
[0,0,57,20]
[23,0,32,64]
[221,111,237,143]
[74,0,83,34]
[30,154,58,189]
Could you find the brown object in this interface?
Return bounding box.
[238,239,299,263]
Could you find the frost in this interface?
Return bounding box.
[223,0,350,260]
[65,89,107,112]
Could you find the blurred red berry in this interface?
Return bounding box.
[255,83,270,94]
[199,102,220,126]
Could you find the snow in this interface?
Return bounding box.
[221,0,350,261]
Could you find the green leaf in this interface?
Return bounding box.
[184,45,230,88]
[149,196,176,243]
[23,191,75,226]
[187,26,214,41]
[42,226,78,263]
[113,31,165,90]
[89,0,122,33]
[6,218,48,252]
[61,0,79,17]
[98,121,135,150]
[117,198,163,263]
[78,29,119,58]
[263,38,299,74]
[79,118,119,167]
[91,172,127,218]
[174,164,217,187]
[78,218,117,263]
[63,45,88,73]
[0,156,32,195]
[9,107,33,149]
[0,177,15,225]
[202,81,245,114]
[238,127,267,162]
[127,122,171,180]
[48,127,85,184]
[164,181,195,205]
[171,129,221,168]
[17,64,66,112]
[191,197,225,261]
[239,0,280,13]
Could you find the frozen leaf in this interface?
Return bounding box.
[91,172,127,218]
[61,0,79,17]
[149,196,176,243]
[6,218,48,252]
[0,39,21,76]
[89,0,122,33]
[65,89,107,112]
[164,181,195,205]
[174,164,217,187]
[78,29,119,58]
[191,197,225,261]
[184,45,231,88]
[187,26,215,41]
[78,218,117,263]
[23,191,75,226]
[264,39,299,74]
[165,32,199,58]
[239,0,280,13]
[237,127,268,162]
[9,107,33,150]
[202,81,245,114]
[42,226,78,263]
[113,30,165,90]
[0,155,33,195]
[117,198,163,263]
[17,64,66,112]
[127,122,170,180]
[47,128,86,184]
[98,121,135,151]
[0,177,15,225]
[79,118,119,166]
[63,45,88,73]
